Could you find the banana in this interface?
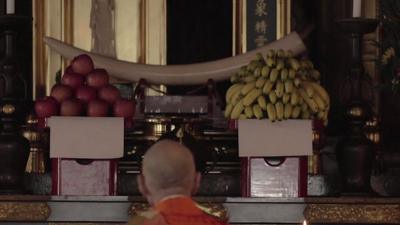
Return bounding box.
[230,89,243,105]
[255,53,264,61]
[275,101,284,121]
[276,59,285,70]
[288,69,296,79]
[290,91,299,105]
[266,103,277,122]
[275,81,284,98]
[244,75,256,83]
[317,110,325,120]
[269,90,277,104]
[262,80,274,94]
[241,82,256,95]
[247,60,259,71]
[261,66,270,78]
[230,74,240,83]
[244,106,254,118]
[294,78,301,87]
[266,49,275,58]
[298,88,318,113]
[301,109,311,119]
[243,89,262,106]
[256,77,267,88]
[310,69,320,81]
[257,95,268,110]
[300,60,308,69]
[254,67,262,77]
[306,81,330,105]
[313,93,326,111]
[253,104,264,119]
[266,57,275,67]
[238,66,247,76]
[305,59,314,69]
[291,106,301,118]
[300,82,314,98]
[289,58,300,71]
[224,103,234,118]
[230,100,244,119]
[285,50,293,58]
[284,103,292,119]
[226,84,243,102]
[269,68,279,82]
[284,80,294,93]
[282,93,291,104]
[277,49,285,58]
[301,102,308,112]
[239,114,247,119]
[280,68,289,81]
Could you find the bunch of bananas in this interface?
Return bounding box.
[224,49,330,125]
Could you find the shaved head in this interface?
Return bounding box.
[140,140,199,202]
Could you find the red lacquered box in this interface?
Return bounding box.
[48,117,123,196]
[237,119,312,197]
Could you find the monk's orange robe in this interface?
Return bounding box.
[127,196,229,225]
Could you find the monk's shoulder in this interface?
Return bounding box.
[126,209,168,225]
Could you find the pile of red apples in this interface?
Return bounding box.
[35,54,135,128]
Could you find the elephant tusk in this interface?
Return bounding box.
[44,32,306,85]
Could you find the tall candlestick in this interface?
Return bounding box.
[303,220,307,225]
[6,0,15,14]
[352,0,362,17]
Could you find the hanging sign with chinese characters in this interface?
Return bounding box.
[246,0,290,51]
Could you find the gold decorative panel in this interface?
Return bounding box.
[0,202,50,221]
[304,204,400,224]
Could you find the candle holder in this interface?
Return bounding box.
[0,15,32,193]
[335,18,378,195]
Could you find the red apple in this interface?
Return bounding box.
[51,84,74,103]
[61,72,85,89]
[60,98,83,116]
[71,54,94,75]
[65,65,74,74]
[98,85,120,104]
[86,69,109,89]
[34,96,59,118]
[113,99,135,118]
[75,86,97,103]
[87,99,109,117]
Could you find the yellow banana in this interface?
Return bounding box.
[300,82,314,98]
[230,74,240,83]
[291,106,301,118]
[253,104,264,119]
[290,91,299,105]
[224,103,234,118]
[275,81,284,98]
[266,57,275,67]
[301,102,308,112]
[313,93,326,111]
[241,82,256,95]
[262,80,274,94]
[284,103,292,119]
[269,91,277,104]
[255,52,264,61]
[294,78,301,87]
[298,88,318,113]
[306,81,330,105]
[284,80,294,93]
[275,101,284,121]
[301,109,311,119]
[300,60,308,69]
[257,95,268,110]
[243,89,262,106]
[256,77,267,88]
[244,75,256,83]
[266,49,275,58]
[317,111,324,120]
[226,84,243,102]
[244,106,254,118]
[280,68,289,81]
[266,103,277,122]
[269,68,279,82]
[289,58,300,71]
[254,67,262,77]
[277,49,285,58]
[310,69,321,81]
[239,114,247,119]
[238,66,247,76]
[230,100,244,119]
[283,93,291,104]
[276,59,285,70]
[289,69,296,79]
[261,66,270,78]
[305,59,314,69]
[230,89,243,105]
[285,50,293,58]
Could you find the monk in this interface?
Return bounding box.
[126,140,229,225]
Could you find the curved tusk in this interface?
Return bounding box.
[44,32,306,85]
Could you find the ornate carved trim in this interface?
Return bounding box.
[0,202,50,221]
[129,202,149,216]
[304,204,400,224]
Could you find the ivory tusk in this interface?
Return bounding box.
[44,32,306,85]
